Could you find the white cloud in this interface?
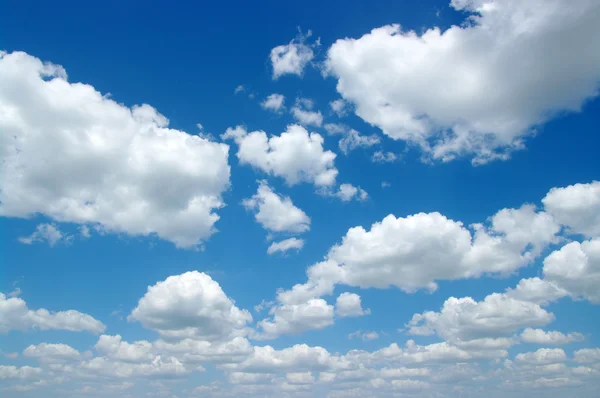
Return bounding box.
[330,99,349,117]
[520,328,584,345]
[270,30,315,79]
[371,151,398,163]
[234,85,246,94]
[348,330,380,341]
[286,371,314,384]
[228,372,274,385]
[335,293,370,317]
[18,223,71,246]
[333,184,368,202]
[543,239,600,303]
[0,365,42,380]
[542,181,600,237]
[222,124,338,187]
[291,98,323,127]
[267,238,305,255]
[255,298,334,340]
[94,335,154,363]
[128,271,252,341]
[324,123,346,135]
[515,348,567,365]
[242,181,310,234]
[338,129,380,155]
[23,343,81,362]
[0,51,231,248]
[406,293,554,342]
[326,0,600,164]
[261,94,285,112]
[504,277,568,305]
[0,292,105,334]
[574,348,600,364]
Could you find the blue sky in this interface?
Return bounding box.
[1,0,600,397]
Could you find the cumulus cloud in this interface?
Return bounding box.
[332,184,368,202]
[267,238,305,255]
[542,181,600,238]
[542,239,600,303]
[520,328,584,345]
[128,271,252,341]
[291,98,323,127]
[222,124,338,187]
[270,30,316,79]
[242,181,310,234]
[23,343,81,362]
[324,123,347,135]
[326,0,600,164]
[335,293,370,317]
[406,293,554,342]
[515,348,567,365]
[18,223,71,246]
[0,51,231,248]
[261,94,285,112]
[0,365,42,380]
[0,292,105,334]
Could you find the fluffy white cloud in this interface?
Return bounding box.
[286,371,314,384]
[261,94,285,112]
[326,0,600,164]
[153,336,253,364]
[23,343,81,362]
[574,348,600,364]
[18,223,71,246]
[128,271,252,341]
[333,184,369,202]
[505,277,569,305]
[542,181,600,238]
[0,292,105,334]
[335,293,370,317]
[515,348,567,365]
[406,293,554,341]
[330,99,349,117]
[291,98,323,127]
[267,238,305,255]
[222,125,338,187]
[0,51,231,248]
[543,239,600,303]
[242,181,310,234]
[338,129,380,155]
[270,31,315,79]
[256,298,334,340]
[520,328,584,345]
[94,335,154,363]
[0,365,42,380]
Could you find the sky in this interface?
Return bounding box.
[1,0,600,397]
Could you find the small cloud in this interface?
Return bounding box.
[234,85,246,94]
[371,151,399,163]
[328,183,368,202]
[330,99,349,117]
[291,97,323,127]
[261,93,285,113]
[18,223,72,247]
[381,181,391,188]
[79,225,91,239]
[324,123,346,135]
[267,238,304,255]
[348,330,379,341]
[7,287,22,298]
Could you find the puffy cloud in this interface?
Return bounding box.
[94,335,154,363]
[333,183,369,202]
[543,239,600,303]
[330,99,349,117]
[153,336,253,364]
[256,298,334,340]
[542,181,600,237]
[267,238,305,255]
[18,223,71,246]
[335,293,370,317]
[406,293,554,341]
[371,151,398,163]
[220,344,348,373]
[0,365,42,380]
[75,355,190,379]
[261,94,285,112]
[574,348,600,364]
[286,371,314,384]
[0,51,231,248]
[222,125,338,187]
[505,277,568,305]
[291,98,323,127]
[338,129,380,155]
[0,292,105,334]
[270,30,315,79]
[515,348,567,365]
[228,372,274,384]
[128,271,252,341]
[326,0,600,164]
[23,343,81,362]
[520,328,584,345]
[324,123,346,135]
[242,181,310,234]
